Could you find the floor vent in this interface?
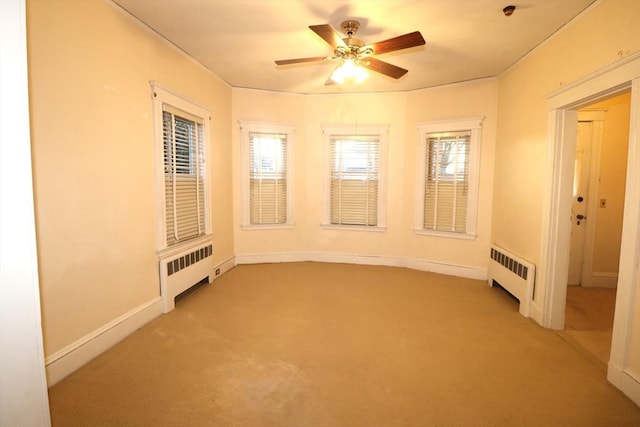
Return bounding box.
[488,245,536,317]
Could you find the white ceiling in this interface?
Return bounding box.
[112,0,597,94]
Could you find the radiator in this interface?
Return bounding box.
[159,241,213,313]
[488,245,536,317]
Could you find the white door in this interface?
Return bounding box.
[567,121,593,285]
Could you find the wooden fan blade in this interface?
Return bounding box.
[275,56,329,65]
[361,57,408,79]
[309,24,347,49]
[367,31,425,55]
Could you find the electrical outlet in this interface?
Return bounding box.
[215,268,221,276]
[600,199,607,208]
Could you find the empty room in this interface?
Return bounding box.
[1,0,640,425]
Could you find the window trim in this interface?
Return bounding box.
[151,81,212,252]
[239,121,295,229]
[321,124,388,230]
[414,117,483,238]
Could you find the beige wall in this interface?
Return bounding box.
[232,79,497,269]
[587,92,630,273]
[27,0,234,357]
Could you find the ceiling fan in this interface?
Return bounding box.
[275,20,425,85]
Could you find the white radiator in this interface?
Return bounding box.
[488,245,536,317]
[159,241,213,313]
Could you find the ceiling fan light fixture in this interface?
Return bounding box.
[331,58,369,84]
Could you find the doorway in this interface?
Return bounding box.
[564,92,630,365]
[541,53,640,399]
[568,94,630,289]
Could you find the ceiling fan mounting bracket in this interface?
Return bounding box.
[340,20,360,37]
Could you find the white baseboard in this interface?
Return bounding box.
[235,251,487,281]
[45,297,163,386]
[212,256,236,281]
[399,256,486,280]
[581,272,618,288]
[529,301,545,327]
[608,362,640,406]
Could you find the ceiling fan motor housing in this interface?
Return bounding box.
[335,21,372,61]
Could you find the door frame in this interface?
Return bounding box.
[540,52,640,402]
[0,0,51,424]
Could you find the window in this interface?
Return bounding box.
[152,82,211,249]
[322,125,388,229]
[415,118,482,238]
[240,122,294,228]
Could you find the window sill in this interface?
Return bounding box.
[321,224,387,233]
[413,229,477,240]
[157,234,213,258]
[241,223,295,231]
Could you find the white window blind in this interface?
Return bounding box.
[415,118,481,238]
[249,132,287,224]
[330,136,379,226]
[423,130,470,233]
[163,108,205,246]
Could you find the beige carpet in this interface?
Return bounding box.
[48,262,640,426]
[562,286,617,366]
